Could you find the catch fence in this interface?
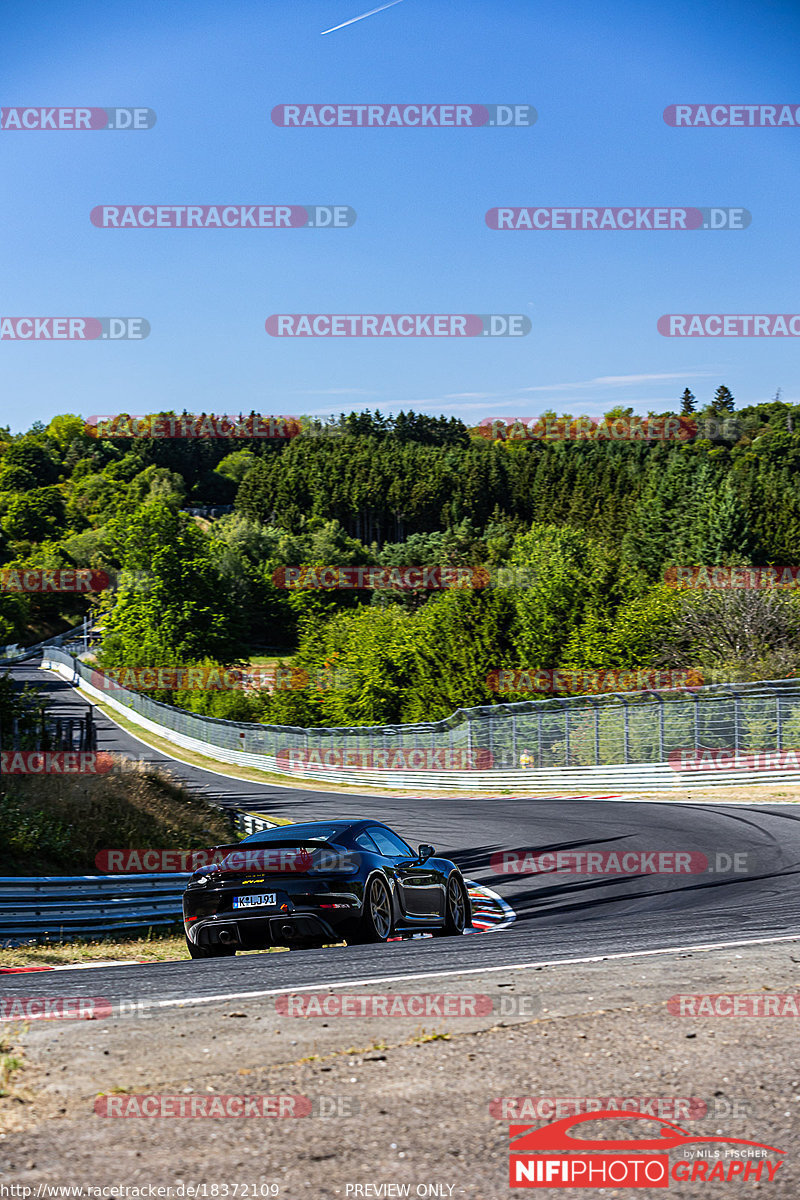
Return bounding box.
[41,649,800,781]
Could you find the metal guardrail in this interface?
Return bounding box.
[0,623,89,663]
[47,649,800,766]
[0,814,276,945]
[0,875,189,944]
[42,649,800,790]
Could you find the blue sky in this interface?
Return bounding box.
[1,0,798,433]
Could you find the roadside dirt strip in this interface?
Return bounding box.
[1,940,799,1197]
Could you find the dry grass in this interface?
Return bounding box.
[0,930,189,968]
[1,934,293,968]
[0,760,235,875]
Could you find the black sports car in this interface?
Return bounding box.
[183,819,471,958]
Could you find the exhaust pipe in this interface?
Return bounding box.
[218,929,234,945]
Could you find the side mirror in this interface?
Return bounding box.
[418,844,435,863]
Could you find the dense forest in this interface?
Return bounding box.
[1,393,800,727]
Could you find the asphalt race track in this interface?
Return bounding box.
[4,659,800,1005]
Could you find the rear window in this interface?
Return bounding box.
[240,824,346,845]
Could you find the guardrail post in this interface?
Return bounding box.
[721,685,742,752]
[585,697,600,765]
[551,699,570,766]
[642,691,664,762]
[608,695,630,763]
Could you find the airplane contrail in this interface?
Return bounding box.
[321,0,406,35]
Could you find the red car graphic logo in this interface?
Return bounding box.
[510,1110,785,1155]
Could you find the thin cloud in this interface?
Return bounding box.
[293,388,378,396]
[321,0,406,35]
[520,371,716,393]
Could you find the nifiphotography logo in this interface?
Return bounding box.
[508,1110,785,1188]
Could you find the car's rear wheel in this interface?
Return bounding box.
[346,876,394,944]
[186,935,236,959]
[441,873,469,936]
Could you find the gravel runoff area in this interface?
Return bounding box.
[1,939,798,1197]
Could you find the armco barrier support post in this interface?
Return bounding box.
[721,685,742,752]
[610,695,630,764]
[641,691,664,762]
[585,696,600,765]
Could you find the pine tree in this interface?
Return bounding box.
[680,388,696,414]
[706,480,756,563]
[711,385,735,414]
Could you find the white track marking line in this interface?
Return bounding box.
[143,931,800,1012]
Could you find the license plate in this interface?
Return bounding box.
[233,893,277,909]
